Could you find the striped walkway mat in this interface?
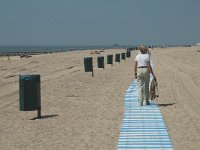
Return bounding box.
[117,80,173,150]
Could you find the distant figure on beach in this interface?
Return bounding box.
[147,47,151,60]
[90,51,101,55]
[134,45,156,106]
[151,45,153,50]
[20,53,32,58]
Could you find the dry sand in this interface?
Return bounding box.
[153,46,200,150]
[0,47,200,150]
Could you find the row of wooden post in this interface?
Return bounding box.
[84,51,131,77]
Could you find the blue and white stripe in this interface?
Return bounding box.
[117,80,173,150]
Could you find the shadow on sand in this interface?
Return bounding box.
[157,103,175,107]
[30,114,59,120]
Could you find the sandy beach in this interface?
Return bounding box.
[0,47,200,150]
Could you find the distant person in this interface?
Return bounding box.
[134,45,156,106]
[146,47,151,61]
[151,45,154,50]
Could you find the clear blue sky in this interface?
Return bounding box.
[0,0,199,46]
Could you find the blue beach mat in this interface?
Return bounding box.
[117,79,174,150]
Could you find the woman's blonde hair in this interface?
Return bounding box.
[139,45,147,54]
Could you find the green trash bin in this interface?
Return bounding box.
[97,56,104,69]
[84,57,94,77]
[121,53,126,60]
[126,51,131,58]
[115,53,120,63]
[107,55,113,65]
[84,57,93,72]
[19,75,41,111]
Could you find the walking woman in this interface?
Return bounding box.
[134,46,156,106]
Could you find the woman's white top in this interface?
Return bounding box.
[138,49,151,60]
[135,54,150,67]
